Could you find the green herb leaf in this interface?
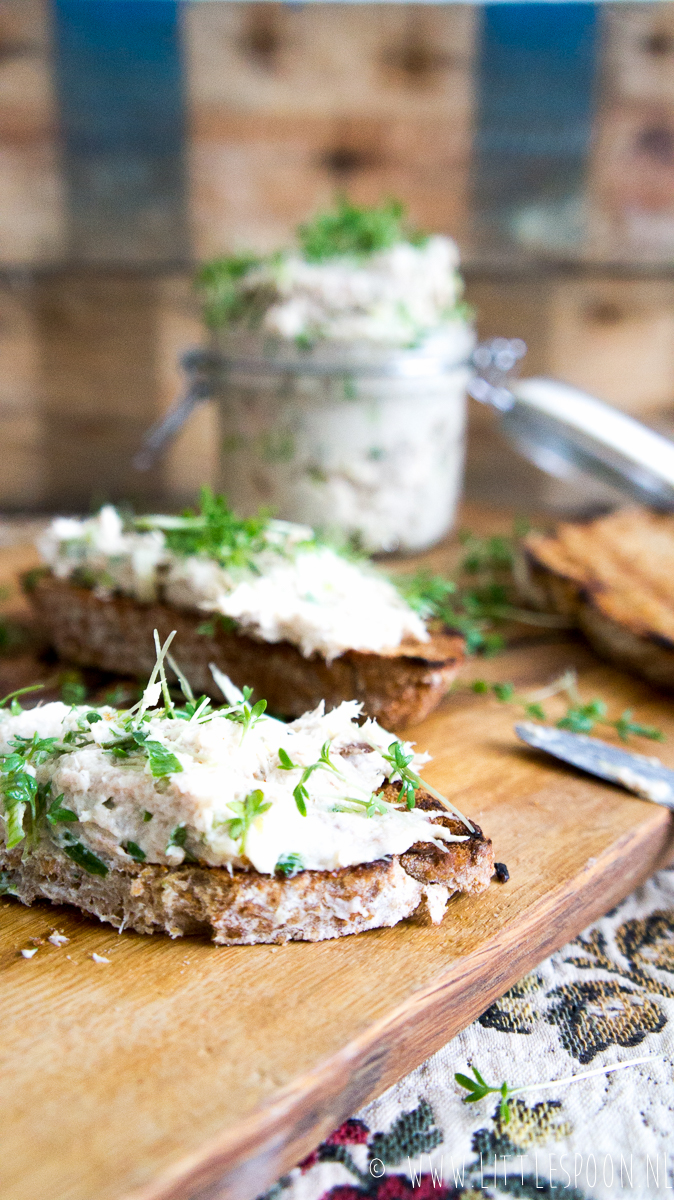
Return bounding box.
[124,841,146,863]
[275,852,304,878]
[166,823,198,862]
[224,689,268,740]
[61,835,109,877]
[61,678,87,706]
[381,741,419,810]
[143,810,153,822]
[136,487,271,573]
[0,870,18,895]
[225,789,272,853]
[46,794,78,824]
[278,747,296,771]
[195,253,264,330]
[612,709,665,743]
[492,682,515,703]
[145,740,183,779]
[557,700,606,734]
[298,196,418,262]
[0,683,44,711]
[293,783,308,817]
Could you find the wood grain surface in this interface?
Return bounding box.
[1,543,674,1200]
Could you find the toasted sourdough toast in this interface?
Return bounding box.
[27,574,464,727]
[0,792,494,945]
[523,508,674,689]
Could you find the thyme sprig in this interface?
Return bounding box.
[456,1054,657,1124]
[470,669,665,744]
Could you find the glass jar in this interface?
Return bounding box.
[211,327,475,554]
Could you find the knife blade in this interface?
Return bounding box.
[515,721,674,811]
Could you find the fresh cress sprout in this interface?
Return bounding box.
[470,669,665,744]
[456,1055,658,1124]
[278,740,342,816]
[225,789,272,855]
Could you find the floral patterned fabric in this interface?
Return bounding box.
[261,868,674,1200]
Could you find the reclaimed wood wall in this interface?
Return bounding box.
[1,2,674,514]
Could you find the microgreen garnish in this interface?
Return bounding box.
[196,253,264,330]
[153,629,174,717]
[333,793,389,818]
[166,824,198,862]
[470,669,665,744]
[60,833,109,877]
[167,656,214,723]
[298,196,422,261]
[124,841,146,863]
[277,740,341,816]
[197,615,237,637]
[455,1066,513,1123]
[135,487,271,573]
[396,524,569,656]
[106,728,183,777]
[0,683,44,713]
[176,695,213,723]
[145,741,183,778]
[225,789,272,854]
[0,732,64,849]
[380,740,474,831]
[224,686,267,741]
[46,794,78,825]
[60,675,87,706]
[455,1054,657,1124]
[381,742,418,810]
[275,852,304,878]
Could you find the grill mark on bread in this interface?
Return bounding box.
[523,509,674,690]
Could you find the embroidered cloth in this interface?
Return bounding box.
[261,867,674,1200]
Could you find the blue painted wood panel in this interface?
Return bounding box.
[52,0,189,264]
[472,3,599,253]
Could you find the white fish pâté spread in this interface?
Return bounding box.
[38,503,429,662]
[0,689,468,877]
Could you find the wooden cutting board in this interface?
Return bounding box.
[1,546,674,1200]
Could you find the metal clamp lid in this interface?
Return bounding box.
[470,338,674,510]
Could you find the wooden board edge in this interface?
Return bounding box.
[123,806,674,1200]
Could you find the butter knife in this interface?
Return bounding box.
[515,721,674,811]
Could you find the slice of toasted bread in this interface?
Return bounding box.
[0,794,494,944]
[27,574,464,727]
[523,508,674,689]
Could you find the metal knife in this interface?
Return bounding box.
[515,721,674,811]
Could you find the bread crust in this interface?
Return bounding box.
[523,509,674,690]
[27,574,464,727]
[0,795,494,944]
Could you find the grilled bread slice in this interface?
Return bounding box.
[0,790,493,945]
[523,508,674,689]
[27,574,464,728]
